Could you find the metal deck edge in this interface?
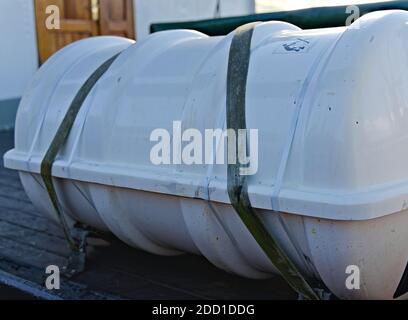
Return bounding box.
[0,269,62,300]
[0,258,124,300]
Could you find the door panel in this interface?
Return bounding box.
[35,0,135,64]
[99,0,134,38]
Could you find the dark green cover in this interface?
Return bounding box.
[151,0,408,36]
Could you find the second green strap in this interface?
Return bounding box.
[226,23,320,300]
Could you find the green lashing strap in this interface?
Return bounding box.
[226,23,320,300]
[41,53,121,252]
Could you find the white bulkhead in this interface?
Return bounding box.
[5,10,408,299]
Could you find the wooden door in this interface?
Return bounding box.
[99,0,134,39]
[35,0,135,64]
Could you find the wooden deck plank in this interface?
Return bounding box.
[0,220,70,256]
[0,196,44,219]
[0,207,64,239]
[0,237,68,270]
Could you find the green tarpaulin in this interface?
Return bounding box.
[151,1,408,36]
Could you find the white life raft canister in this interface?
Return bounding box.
[4,10,408,300]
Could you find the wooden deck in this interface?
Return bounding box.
[0,131,295,300]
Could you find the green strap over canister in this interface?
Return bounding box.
[41,53,121,252]
[226,23,320,300]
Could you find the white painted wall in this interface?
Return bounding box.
[0,0,38,101]
[134,0,256,40]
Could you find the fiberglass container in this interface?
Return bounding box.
[4,10,408,299]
